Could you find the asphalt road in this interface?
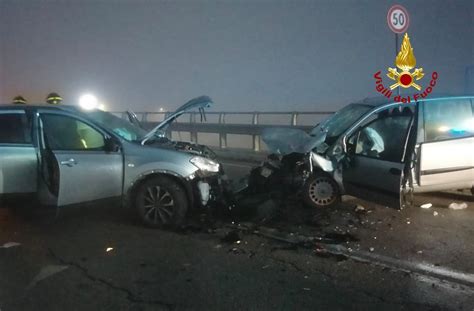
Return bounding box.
[1,160,474,310]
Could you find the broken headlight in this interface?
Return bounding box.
[190,156,220,173]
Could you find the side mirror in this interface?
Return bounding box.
[153,130,170,143]
[104,137,121,152]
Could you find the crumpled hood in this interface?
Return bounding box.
[261,127,327,155]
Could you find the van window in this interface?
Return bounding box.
[0,113,30,144]
[423,99,474,142]
[355,113,412,162]
[41,114,105,151]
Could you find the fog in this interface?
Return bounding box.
[0,0,472,112]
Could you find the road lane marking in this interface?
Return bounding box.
[25,265,69,292]
[325,244,474,288]
[237,224,474,288]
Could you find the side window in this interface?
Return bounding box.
[423,99,474,142]
[41,114,105,151]
[354,110,412,162]
[0,113,31,144]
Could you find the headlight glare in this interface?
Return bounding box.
[190,156,220,173]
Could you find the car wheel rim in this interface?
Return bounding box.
[143,186,175,224]
[308,177,336,206]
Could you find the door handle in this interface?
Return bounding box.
[389,168,401,176]
[60,158,77,167]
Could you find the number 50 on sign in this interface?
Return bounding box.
[387,5,410,34]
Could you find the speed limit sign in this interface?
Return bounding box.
[387,5,409,33]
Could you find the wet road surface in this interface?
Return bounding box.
[0,161,473,310]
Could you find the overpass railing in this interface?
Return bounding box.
[113,111,334,152]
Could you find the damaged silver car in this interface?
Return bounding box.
[0,96,225,228]
[259,95,474,209]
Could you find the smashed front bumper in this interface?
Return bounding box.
[190,171,233,208]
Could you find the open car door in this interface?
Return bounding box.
[342,105,416,208]
[36,112,60,206]
[36,111,123,207]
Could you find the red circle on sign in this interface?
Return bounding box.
[400,74,412,86]
[387,5,410,34]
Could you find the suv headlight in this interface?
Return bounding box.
[190,156,220,173]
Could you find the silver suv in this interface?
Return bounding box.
[0,96,221,227]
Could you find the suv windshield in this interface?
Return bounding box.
[310,103,372,143]
[85,110,148,142]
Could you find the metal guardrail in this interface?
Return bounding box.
[114,111,335,152]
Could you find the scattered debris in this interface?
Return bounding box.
[354,205,366,212]
[26,265,69,291]
[322,232,359,244]
[369,247,375,252]
[228,247,245,254]
[106,247,114,252]
[314,245,348,261]
[448,202,467,210]
[220,230,241,244]
[270,244,298,252]
[433,211,439,216]
[420,203,432,209]
[0,242,21,249]
[256,199,280,222]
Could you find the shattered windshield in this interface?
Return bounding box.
[85,110,148,142]
[310,104,372,142]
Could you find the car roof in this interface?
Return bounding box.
[353,94,474,107]
[0,104,79,110]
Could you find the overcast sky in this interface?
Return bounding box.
[0,0,472,112]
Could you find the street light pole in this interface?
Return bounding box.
[395,33,400,96]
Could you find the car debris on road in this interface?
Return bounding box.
[0,242,21,249]
[448,202,468,210]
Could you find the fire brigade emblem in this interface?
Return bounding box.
[387,33,424,90]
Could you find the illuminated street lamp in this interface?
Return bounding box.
[79,94,99,110]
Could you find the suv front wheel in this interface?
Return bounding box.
[303,173,341,208]
[135,176,188,228]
